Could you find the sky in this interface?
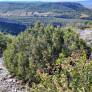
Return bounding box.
[0,0,89,2]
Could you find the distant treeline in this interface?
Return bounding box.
[0,21,27,35]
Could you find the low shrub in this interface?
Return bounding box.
[4,23,92,91]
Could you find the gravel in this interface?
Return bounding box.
[0,58,27,92]
[80,29,92,45]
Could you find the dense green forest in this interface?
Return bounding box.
[0,21,26,35]
[2,22,92,92]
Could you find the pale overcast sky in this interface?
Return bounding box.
[0,0,89,2]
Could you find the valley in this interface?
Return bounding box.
[0,2,91,35]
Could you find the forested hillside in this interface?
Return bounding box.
[0,2,91,19]
[0,22,26,35]
[0,2,92,35]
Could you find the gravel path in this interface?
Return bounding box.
[0,58,27,92]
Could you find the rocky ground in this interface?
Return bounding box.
[79,29,92,45]
[0,58,27,92]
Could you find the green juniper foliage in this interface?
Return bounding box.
[4,23,92,92]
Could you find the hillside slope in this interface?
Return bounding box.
[0,2,91,19]
[0,2,91,35]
